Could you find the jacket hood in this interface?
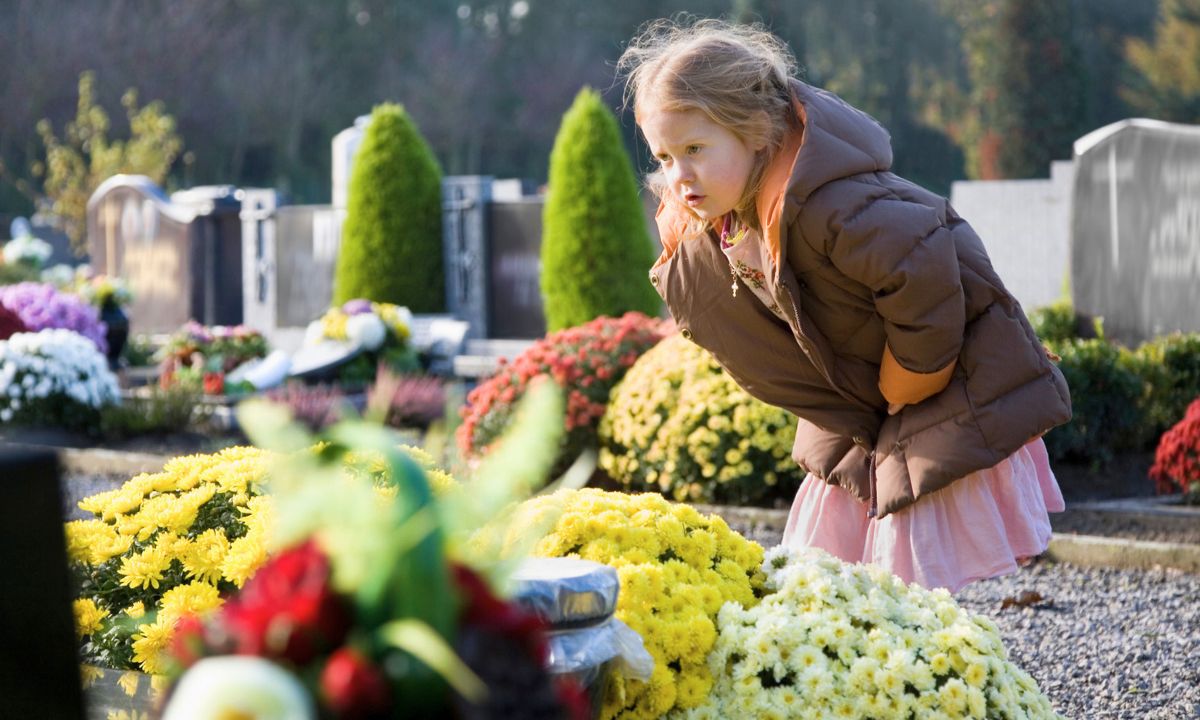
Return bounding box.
[654,80,893,270]
[784,79,893,203]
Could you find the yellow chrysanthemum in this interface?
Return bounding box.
[181,529,230,584]
[73,598,108,638]
[118,546,171,590]
[487,488,763,720]
[131,617,175,675]
[158,582,223,624]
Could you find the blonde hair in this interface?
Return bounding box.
[617,18,800,232]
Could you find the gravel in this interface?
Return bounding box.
[731,522,1200,720]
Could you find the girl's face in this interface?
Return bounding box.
[640,104,760,222]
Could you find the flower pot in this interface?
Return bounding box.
[100,302,129,370]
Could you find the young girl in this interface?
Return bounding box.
[618,19,1072,592]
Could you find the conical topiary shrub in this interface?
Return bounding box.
[334,103,444,311]
[540,87,661,332]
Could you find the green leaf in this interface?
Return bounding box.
[378,619,486,703]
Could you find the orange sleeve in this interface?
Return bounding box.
[879,343,956,407]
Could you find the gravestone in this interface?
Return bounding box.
[489,198,545,337]
[86,175,197,333]
[332,115,371,210]
[443,176,493,339]
[1072,119,1200,344]
[87,176,245,333]
[170,185,245,327]
[273,206,342,327]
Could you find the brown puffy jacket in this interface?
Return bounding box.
[647,80,1071,518]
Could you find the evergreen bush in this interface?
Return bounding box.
[1130,333,1200,441]
[1043,339,1144,465]
[334,103,443,311]
[540,87,660,331]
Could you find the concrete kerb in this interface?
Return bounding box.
[4,443,173,477]
[692,503,1200,576]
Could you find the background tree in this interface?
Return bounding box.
[1123,0,1200,122]
[0,71,182,254]
[333,103,444,311]
[540,88,660,331]
[990,0,1088,178]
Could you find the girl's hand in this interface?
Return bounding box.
[887,402,904,416]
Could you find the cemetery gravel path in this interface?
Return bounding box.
[63,475,1200,719]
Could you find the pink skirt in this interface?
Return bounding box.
[781,439,1064,593]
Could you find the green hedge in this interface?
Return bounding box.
[1032,296,1200,465]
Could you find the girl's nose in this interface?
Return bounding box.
[671,160,695,185]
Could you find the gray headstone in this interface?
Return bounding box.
[443,176,492,339]
[1072,120,1200,344]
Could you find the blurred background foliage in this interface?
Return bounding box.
[1,0,1191,226]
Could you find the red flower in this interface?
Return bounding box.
[169,614,209,670]
[0,304,26,341]
[221,540,351,665]
[203,371,225,395]
[320,646,391,719]
[452,564,549,662]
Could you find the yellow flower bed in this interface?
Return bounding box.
[599,333,803,506]
[67,442,454,675]
[485,488,765,720]
[67,446,273,674]
[673,547,1063,720]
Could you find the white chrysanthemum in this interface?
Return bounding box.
[0,329,119,421]
[671,547,1064,720]
[346,312,386,351]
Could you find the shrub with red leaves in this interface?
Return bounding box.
[456,312,668,472]
[1149,396,1200,502]
[0,304,27,341]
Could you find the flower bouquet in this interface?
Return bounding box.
[159,383,594,719]
[0,281,108,352]
[77,273,134,310]
[299,299,419,386]
[0,328,119,429]
[159,321,269,396]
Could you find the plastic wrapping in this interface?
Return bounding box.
[544,616,655,682]
[510,557,620,625]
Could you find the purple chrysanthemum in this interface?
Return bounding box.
[0,282,107,353]
[342,298,373,316]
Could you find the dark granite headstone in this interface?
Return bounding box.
[489,198,546,338]
[1072,120,1200,344]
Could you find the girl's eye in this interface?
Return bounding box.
[686,145,701,155]
[655,154,671,165]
